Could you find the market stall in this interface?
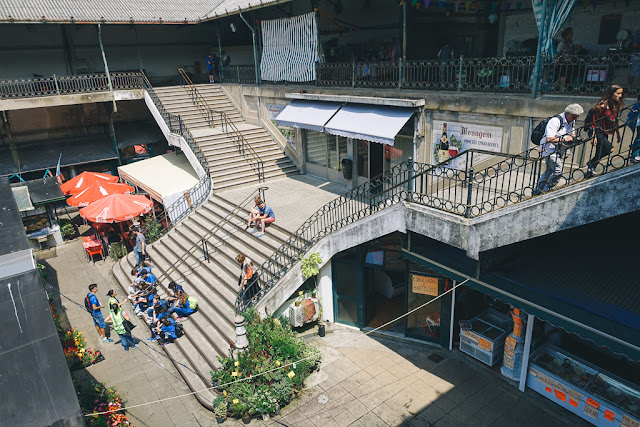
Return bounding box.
[528,345,640,426]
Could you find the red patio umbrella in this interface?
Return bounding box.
[60,171,119,195]
[67,182,135,207]
[79,193,153,223]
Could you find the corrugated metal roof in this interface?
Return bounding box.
[0,0,290,24]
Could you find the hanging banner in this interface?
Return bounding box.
[266,104,296,148]
[431,120,503,169]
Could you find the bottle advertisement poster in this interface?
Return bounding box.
[266,104,296,149]
[431,120,503,169]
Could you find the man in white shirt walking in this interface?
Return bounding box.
[533,103,584,195]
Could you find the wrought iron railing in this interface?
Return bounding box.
[314,54,638,97]
[177,68,264,183]
[539,53,638,96]
[237,110,639,311]
[0,72,144,99]
[154,187,267,285]
[140,71,211,235]
[219,65,257,84]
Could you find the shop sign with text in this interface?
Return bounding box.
[431,120,503,169]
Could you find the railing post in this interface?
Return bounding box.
[315,62,319,86]
[53,74,60,95]
[465,166,474,218]
[352,59,356,88]
[237,66,240,83]
[458,55,463,92]
[406,157,413,202]
[399,58,403,89]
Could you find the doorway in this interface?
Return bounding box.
[332,248,362,326]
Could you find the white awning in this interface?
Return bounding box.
[275,100,342,131]
[117,153,199,215]
[324,104,415,146]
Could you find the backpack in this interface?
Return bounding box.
[175,323,184,338]
[84,294,93,313]
[187,296,198,310]
[531,114,563,145]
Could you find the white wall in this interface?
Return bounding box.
[503,1,640,54]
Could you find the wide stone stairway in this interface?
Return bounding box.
[112,192,296,408]
[153,84,298,190]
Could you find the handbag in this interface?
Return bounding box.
[124,319,136,332]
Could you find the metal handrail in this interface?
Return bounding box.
[177,68,265,182]
[139,71,211,236]
[236,111,638,311]
[155,186,268,285]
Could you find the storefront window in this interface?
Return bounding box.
[305,130,327,167]
[385,136,412,172]
[357,139,369,178]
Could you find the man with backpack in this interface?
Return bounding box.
[533,103,584,195]
[85,283,113,343]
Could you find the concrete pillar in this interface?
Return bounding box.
[234,315,249,352]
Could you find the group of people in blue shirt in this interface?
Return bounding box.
[86,263,198,351]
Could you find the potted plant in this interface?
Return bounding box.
[301,252,324,336]
[214,398,227,424]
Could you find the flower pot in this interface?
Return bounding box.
[242,415,251,424]
[275,408,280,416]
[318,323,326,337]
[262,414,270,421]
[294,301,300,307]
[216,416,226,424]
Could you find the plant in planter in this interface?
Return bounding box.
[58,218,76,240]
[300,252,324,335]
[214,398,227,424]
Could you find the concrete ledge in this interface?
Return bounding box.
[0,89,144,111]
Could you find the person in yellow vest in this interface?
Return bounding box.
[105,303,136,351]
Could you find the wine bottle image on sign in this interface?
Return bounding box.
[438,123,450,162]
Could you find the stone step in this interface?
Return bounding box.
[211,164,299,189]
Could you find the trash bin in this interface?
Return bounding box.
[341,159,353,179]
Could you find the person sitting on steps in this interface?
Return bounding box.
[250,201,275,238]
[245,196,263,230]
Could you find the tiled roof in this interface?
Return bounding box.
[0,0,288,24]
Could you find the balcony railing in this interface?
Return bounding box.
[0,72,144,99]
[219,65,258,85]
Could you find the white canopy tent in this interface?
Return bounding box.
[117,153,199,222]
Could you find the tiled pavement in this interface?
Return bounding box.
[45,227,589,427]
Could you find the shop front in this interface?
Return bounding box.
[330,232,454,349]
[401,229,640,426]
[275,96,422,187]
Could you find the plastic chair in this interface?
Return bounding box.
[82,236,93,242]
[86,245,104,263]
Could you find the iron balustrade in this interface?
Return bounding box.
[237,110,639,311]
[140,71,211,237]
[540,53,639,96]
[0,72,144,99]
[177,68,265,183]
[219,65,258,84]
[313,55,637,97]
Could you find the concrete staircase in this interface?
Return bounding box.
[111,192,295,409]
[153,84,298,190]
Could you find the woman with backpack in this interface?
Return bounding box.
[169,290,197,320]
[586,84,624,177]
[105,303,136,351]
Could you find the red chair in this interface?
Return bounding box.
[85,244,104,263]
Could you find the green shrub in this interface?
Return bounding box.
[37,263,48,281]
[58,218,76,240]
[211,308,322,418]
[143,219,165,244]
[109,242,128,261]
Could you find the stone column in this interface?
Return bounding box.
[234,315,249,353]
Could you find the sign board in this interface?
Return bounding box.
[431,120,503,169]
[267,104,296,148]
[412,275,439,296]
